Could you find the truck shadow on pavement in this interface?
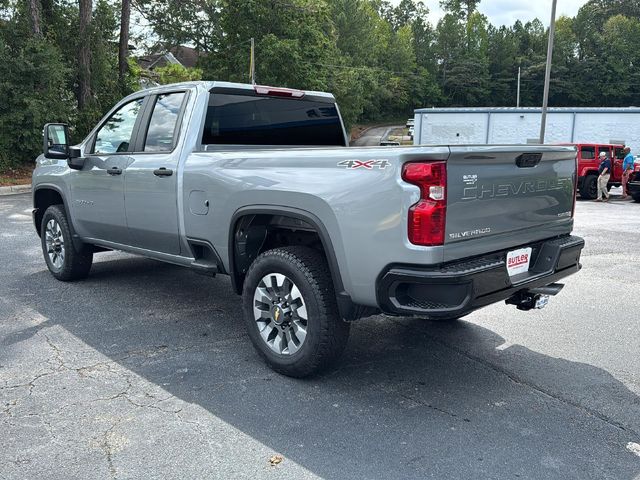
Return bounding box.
[5,256,640,479]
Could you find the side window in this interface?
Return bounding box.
[143,92,185,152]
[580,146,595,160]
[597,146,611,158]
[93,98,144,154]
[614,147,625,159]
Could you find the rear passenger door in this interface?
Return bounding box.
[124,91,187,255]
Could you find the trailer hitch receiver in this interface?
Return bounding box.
[505,283,564,311]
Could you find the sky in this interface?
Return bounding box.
[390,0,588,27]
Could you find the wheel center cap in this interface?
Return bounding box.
[271,305,285,325]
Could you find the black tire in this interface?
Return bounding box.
[242,246,350,378]
[633,193,640,203]
[579,174,598,199]
[40,205,93,281]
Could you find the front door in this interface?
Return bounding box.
[125,92,186,255]
[71,97,145,244]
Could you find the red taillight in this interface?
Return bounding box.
[254,85,305,98]
[402,161,447,246]
[572,153,578,217]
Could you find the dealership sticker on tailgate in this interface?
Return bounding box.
[506,247,532,277]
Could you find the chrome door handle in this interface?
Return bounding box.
[153,167,173,177]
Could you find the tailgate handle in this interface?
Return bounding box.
[515,153,542,168]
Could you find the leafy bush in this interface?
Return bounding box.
[155,63,203,84]
[0,36,75,170]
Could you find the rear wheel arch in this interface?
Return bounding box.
[228,206,348,305]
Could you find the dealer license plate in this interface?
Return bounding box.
[506,247,532,277]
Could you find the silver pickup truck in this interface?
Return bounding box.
[33,81,584,377]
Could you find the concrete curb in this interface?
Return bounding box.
[0,184,31,196]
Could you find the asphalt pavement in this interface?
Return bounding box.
[1,190,639,479]
[350,125,400,146]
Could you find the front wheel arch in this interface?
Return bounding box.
[33,186,83,251]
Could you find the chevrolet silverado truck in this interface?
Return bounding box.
[33,81,584,377]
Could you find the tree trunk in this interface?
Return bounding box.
[118,0,131,87]
[27,0,42,37]
[78,0,92,109]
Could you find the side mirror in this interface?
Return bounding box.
[42,123,85,170]
[67,147,85,170]
[43,123,69,159]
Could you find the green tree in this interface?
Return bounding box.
[0,32,74,168]
[598,14,640,106]
[549,16,580,106]
[512,19,546,106]
[155,63,203,84]
[436,8,489,106]
[487,25,518,106]
[136,0,222,52]
[440,0,480,22]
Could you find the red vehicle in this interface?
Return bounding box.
[565,143,626,199]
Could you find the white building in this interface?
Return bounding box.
[413,107,640,148]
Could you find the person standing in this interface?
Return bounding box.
[596,151,611,202]
[621,146,634,199]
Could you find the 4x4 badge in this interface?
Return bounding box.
[337,159,390,170]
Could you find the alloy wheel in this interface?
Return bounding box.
[45,219,65,269]
[252,273,308,355]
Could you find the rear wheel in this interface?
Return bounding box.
[40,205,93,281]
[242,246,350,378]
[633,193,640,203]
[579,174,598,199]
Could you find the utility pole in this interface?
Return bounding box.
[516,66,521,108]
[539,0,558,143]
[250,37,256,85]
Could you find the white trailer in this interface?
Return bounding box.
[413,107,640,149]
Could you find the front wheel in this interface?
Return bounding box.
[40,205,93,281]
[242,246,350,378]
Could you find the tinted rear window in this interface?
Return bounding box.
[202,94,345,146]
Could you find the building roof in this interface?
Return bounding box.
[414,107,640,114]
[137,45,202,70]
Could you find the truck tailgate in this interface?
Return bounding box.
[445,145,576,247]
